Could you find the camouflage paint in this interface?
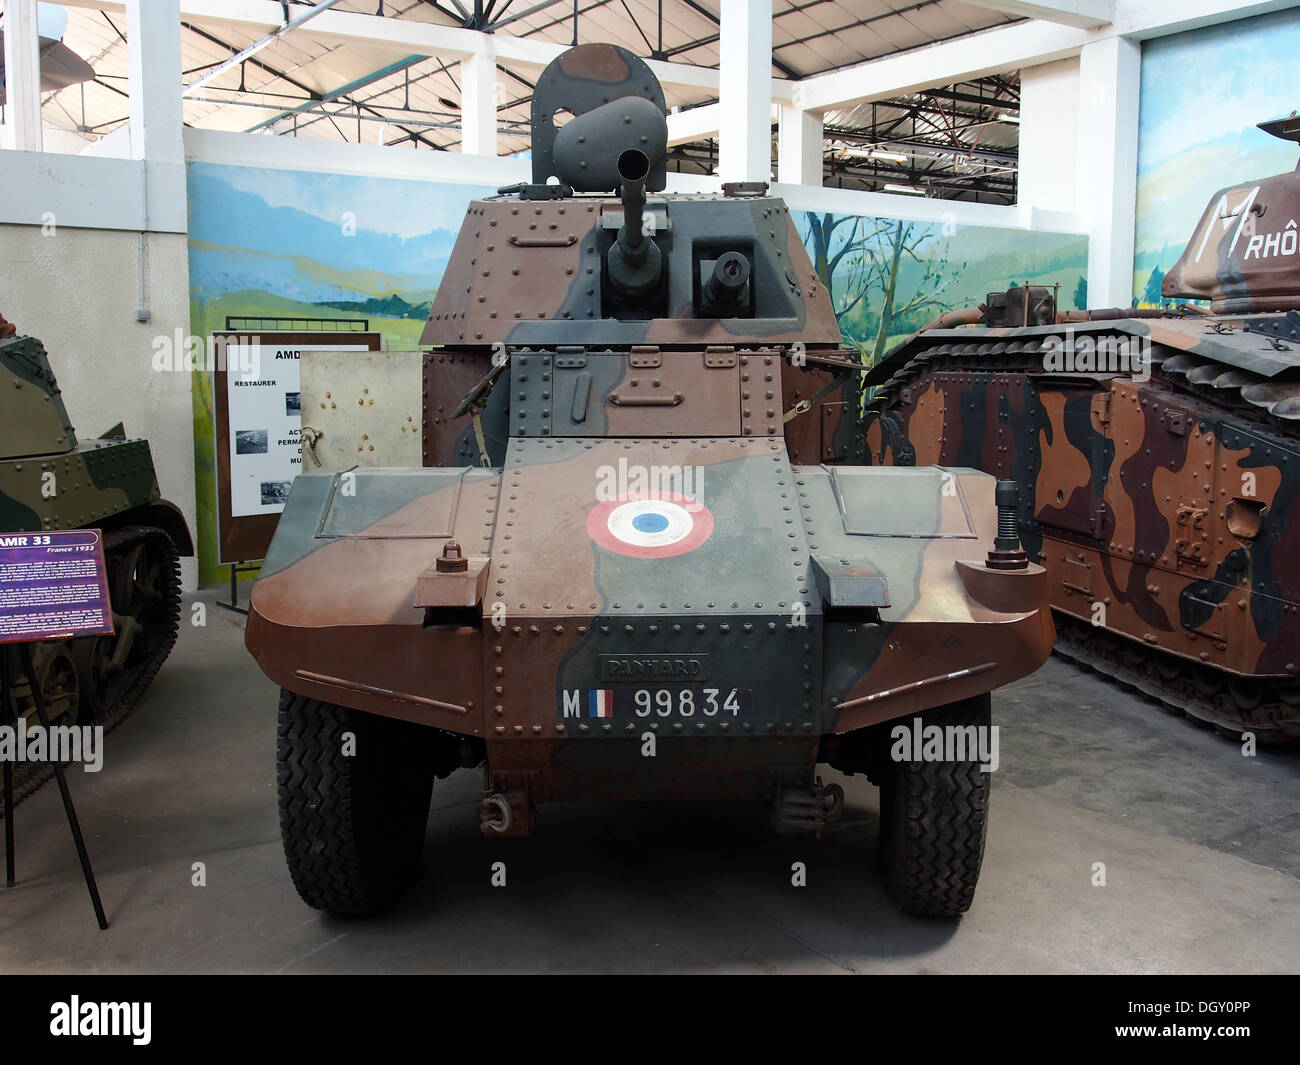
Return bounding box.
[247,45,1054,817]
[867,316,1300,737]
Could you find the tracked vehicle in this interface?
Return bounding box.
[865,112,1300,741]
[246,44,1054,919]
[0,314,192,809]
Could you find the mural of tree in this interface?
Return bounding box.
[801,213,891,337]
[861,219,963,365]
[1143,265,1166,307]
[1073,275,1088,310]
[801,213,963,366]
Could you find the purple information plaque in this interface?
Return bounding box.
[0,529,113,645]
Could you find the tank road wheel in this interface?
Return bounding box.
[76,526,183,725]
[877,693,991,918]
[0,644,81,817]
[21,642,82,725]
[276,691,437,916]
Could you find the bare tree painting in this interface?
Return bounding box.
[801,212,964,366]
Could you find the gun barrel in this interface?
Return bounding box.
[706,251,751,307]
[617,149,650,263]
[607,147,662,300]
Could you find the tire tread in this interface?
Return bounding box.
[880,694,991,918]
[276,691,431,916]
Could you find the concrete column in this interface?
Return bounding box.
[1075,35,1140,308]
[2,0,42,151]
[1017,58,1079,215]
[718,0,772,183]
[777,104,822,186]
[127,0,184,165]
[460,38,498,156]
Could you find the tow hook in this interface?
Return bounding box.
[480,793,512,834]
[773,776,846,837]
[478,771,535,837]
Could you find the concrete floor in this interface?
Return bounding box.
[2,588,1297,974]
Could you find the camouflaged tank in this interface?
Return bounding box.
[0,314,192,808]
[246,43,1054,919]
[865,112,1300,742]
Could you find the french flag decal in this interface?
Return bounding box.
[589,689,614,718]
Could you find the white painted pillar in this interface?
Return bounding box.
[460,38,498,156]
[2,0,42,151]
[125,0,186,327]
[127,0,184,166]
[718,0,772,183]
[1017,58,1079,215]
[777,104,822,186]
[1075,35,1140,308]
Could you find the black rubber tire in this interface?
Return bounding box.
[277,690,437,916]
[878,693,991,918]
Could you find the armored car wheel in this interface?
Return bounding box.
[878,693,991,918]
[277,691,436,916]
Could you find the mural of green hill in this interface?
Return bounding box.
[317,293,433,320]
[191,290,431,347]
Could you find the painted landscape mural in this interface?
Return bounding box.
[186,162,492,581]
[187,162,1086,579]
[1134,7,1300,305]
[795,210,1087,365]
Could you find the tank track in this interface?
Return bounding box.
[1052,613,1300,740]
[866,330,1300,741]
[0,525,183,814]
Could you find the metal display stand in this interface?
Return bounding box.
[2,644,108,929]
[217,561,261,616]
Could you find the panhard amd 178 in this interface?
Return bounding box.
[245,44,1053,919]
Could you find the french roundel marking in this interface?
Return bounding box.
[586,492,715,558]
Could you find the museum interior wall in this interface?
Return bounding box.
[3,5,1296,589]
[1,222,197,589]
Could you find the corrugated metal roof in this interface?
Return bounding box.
[20,0,1019,200]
